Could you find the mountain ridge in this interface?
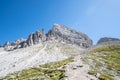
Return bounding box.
[2,24,93,51]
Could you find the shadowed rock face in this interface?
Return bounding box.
[47,24,93,48]
[3,24,93,51]
[26,29,46,46]
[97,37,120,45]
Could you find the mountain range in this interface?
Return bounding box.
[0,24,120,80]
[2,24,93,51]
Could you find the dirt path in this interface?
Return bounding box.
[65,55,98,80]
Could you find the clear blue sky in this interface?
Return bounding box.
[0,0,120,45]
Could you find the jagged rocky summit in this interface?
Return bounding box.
[47,24,92,47]
[3,24,93,51]
[97,37,120,45]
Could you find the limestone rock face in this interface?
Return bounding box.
[3,29,47,51]
[97,37,120,45]
[27,34,34,46]
[26,29,46,46]
[47,24,93,48]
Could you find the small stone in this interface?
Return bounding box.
[96,73,100,78]
[77,65,83,68]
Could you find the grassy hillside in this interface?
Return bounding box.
[1,58,73,80]
[1,44,120,80]
[83,45,120,80]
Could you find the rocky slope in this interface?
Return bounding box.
[1,44,120,80]
[83,45,120,80]
[3,24,93,51]
[0,23,120,80]
[0,41,83,78]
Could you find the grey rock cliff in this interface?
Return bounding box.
[26,29,46,46]
[27,33,34,46]
[47,24,93,48]
[3,29,47,51]
[97,37,120,45]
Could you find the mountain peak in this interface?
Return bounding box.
[48,24,93,48]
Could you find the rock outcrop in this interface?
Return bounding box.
[97,37,120,45]
[3,29,46,51]
[3,39,26,51]
[47,24,93,48]
[26,29,46,46]
[11,38,26,49]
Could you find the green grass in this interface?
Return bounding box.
[1,57,73,80]
[40,58,74,69]
[88,69,98,76]
[83,45,120,80]
[99,74,114,80]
